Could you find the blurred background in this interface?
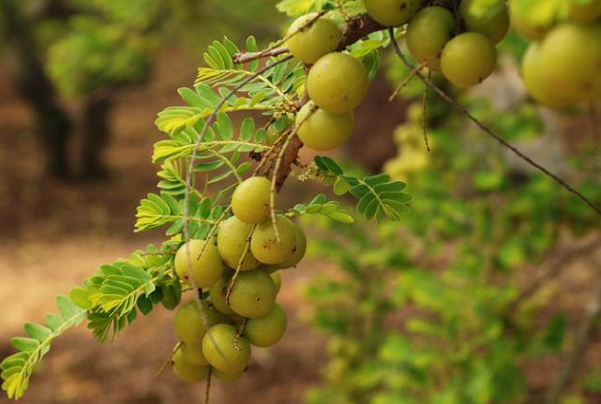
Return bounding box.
[0,0,600,403]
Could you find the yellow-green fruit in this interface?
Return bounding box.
[231,177,272,224]
[202,324,251,373]
[174,300,225,347]
[209,276,235,315]
[440,32,497,87]
[179,343,210,366]
[364,0,421,27]
[270,271,282,293]
[522,43,575,109]
[250,215,297,265]
[273,223,307,269]
[538,23,601,102]
[175,240,224,288]
[297,102,354,151]
[173,350,210,383]
[228,270,277,318]
[307,52,369,113]
[509,0,551,40]
[213,368,244,382]
[406,7,456,71]
[568,0,601,22]
[244,303,288,347]
[287,13,342,64]
[460,0,509,44]
[217,216,260,271]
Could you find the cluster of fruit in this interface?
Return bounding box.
[401,0,509,88]
[515,0,601,108]
[285,13,369,151]
[170,176,305,383]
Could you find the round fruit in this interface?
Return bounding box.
[250,215,297,265]
[364,0,420,27]
[296,102,354,151]
[175,239,224,288]
[228,270,277,318]
[568,0,601,22]
[440,32,497,87]
[287,13,341,64]
[244,303,288,347]
[179,343,210,366]
[509,0,551,40]
[270,271,282,293]
[213,368,244,382]
[521,43,575,109]
[271,223,306,269]
[174,300,225,347]
[217,216,260,270]
[460,0,509,44]
[173,350,209,383]
[406,7,456,72]
[307,52,369,113]
[209,276,235,315]
[538,23,601,102]
[202,324,251,373]
[231,177,272,224]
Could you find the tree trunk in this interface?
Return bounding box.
[81,91,112,179]
[0,0,73,178]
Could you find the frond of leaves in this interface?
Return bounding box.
[197,37,304,102]
[135,192,224,237]
[153,114,268,163]
[289,194,355,223]
[155,84,275,138]
[315,156,413,221]
[1,297,86,400]
[73,244,180,342]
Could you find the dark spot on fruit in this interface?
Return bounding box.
[256,297,261,301]
[400,2,407,11]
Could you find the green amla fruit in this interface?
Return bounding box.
[213,368,244,382]
[202,324,251,373]
[250,215,297,265]
[364,0,420,27]
[296,101,354,151]
[173,349,210,383]
[228,270,277,318]
[287,13,341,64]
[244,303,288,347]
[231,177,272,224]
[217,216,260,271]
[174,239,224,288]
[208,275,236,315]
[174,300,225,347]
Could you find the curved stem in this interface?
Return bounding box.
[388,28,601,219]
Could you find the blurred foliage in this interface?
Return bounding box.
[304,36,601,403]
[1,0,285,97]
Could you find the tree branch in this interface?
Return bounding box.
[387,28,601,219]
[545,257,601,404]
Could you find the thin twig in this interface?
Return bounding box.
[389,60,428,102]
[422,70,431,152]
[205,367,213,404]
[234,318,249,352]
[545,257,601,404]
[225,224,256,303]
[388,28,601,218]
[509,237,601,311]
[232,11,327,64]
[156,342,181,378]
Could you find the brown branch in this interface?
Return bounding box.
[545,257,601,404]
[387,28,601,219]
[233,14,385,65]
[233,47,289,64]
[509,237,601,311]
